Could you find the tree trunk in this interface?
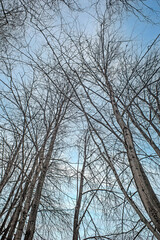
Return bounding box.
[105,75,160,232]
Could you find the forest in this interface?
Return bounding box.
[0,0,160,239]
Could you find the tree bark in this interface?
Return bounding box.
[105,75,160,232]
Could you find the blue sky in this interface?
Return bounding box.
[61,0,160,48]
[120,0,160,47]
[0,1,159,239]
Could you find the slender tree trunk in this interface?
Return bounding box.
[73,134,87,240]
[0,137,24,194]
[14,150,45,240]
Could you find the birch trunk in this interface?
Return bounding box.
[72,137,87,240]
[24,128,58,240]
[105,75,160,232]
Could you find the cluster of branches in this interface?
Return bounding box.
[0,59,75,239]
[0,0,160,239]
[66,26,160,240]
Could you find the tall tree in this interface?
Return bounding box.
[0,0,160,239]
[51,17,160,238]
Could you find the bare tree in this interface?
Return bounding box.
[50,16,160,238]
[0,0,160,239]
[0,58,74,239]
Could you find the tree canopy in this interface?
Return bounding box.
[0,0,160,239]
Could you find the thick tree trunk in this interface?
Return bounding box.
[14,127,55,239]
[24,128,58,240]
[14,147,45,240]
[105,75,160,232]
